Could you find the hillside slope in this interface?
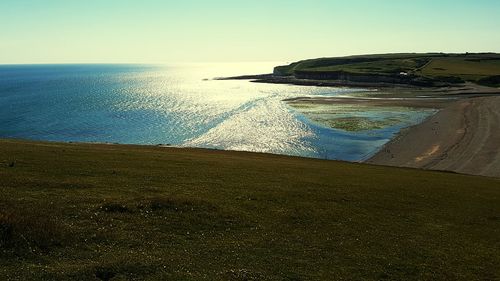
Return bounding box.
[1,139,499,280]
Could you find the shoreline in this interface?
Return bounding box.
[3,93,500,178]
[218,74,500,93]
[223,74,500,177]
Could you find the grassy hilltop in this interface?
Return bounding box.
[1,139,499,280]
[273,53,500,87]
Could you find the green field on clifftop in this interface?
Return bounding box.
[1,139,499,280]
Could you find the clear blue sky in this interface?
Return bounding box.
[1,0,499,63]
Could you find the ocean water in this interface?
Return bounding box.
[0,63,433,161]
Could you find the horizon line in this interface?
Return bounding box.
[1,51,499,66]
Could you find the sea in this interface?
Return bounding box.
[0,63,433,161]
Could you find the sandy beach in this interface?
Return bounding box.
[367,96,500,177]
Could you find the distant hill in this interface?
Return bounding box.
[273,53,500,87]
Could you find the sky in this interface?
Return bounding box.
[1,0,499,64]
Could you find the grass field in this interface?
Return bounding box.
[306,58,427,75]
[1,139,499,280]
[420,57,500,81]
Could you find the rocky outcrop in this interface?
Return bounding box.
[478,75,500,87]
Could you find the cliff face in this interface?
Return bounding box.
[293,70,437,87]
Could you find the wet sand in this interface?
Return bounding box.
[367,96,500,178]
[285,96,452,109]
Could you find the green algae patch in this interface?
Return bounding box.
[319,116,402,131]
[288,102,433,132]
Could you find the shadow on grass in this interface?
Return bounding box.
[97,196,243,233]
[0,207,68,254]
